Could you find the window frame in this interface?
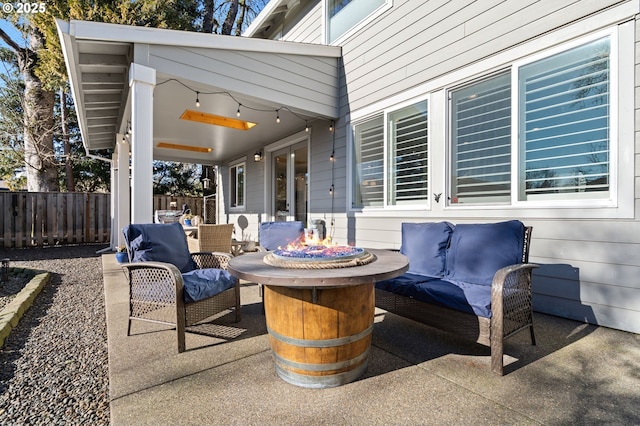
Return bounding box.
[446,27,621,210]
[511,29,618,209]
[324,0,392,45]
[228,160,245,211]
[350,96,431,211]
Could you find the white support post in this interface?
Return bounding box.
[116,135,130,246]
[129,63,156,224]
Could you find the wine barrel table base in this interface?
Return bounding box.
[264,283,374,388]
[227,249,408,388]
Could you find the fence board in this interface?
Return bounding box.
[0,192,206,247]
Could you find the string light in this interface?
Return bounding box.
[156,78,336,131]
[329,151,335,162]
[329,184,334,195]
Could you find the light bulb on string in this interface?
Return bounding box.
[329,121,334,132]
[276,111,280,123]
[236,104,241,117]
[195,91,200,108]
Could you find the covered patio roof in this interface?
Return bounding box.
[56,19,341,165]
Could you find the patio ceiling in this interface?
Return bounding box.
[56,19,341,166]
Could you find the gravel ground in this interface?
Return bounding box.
[0,244,110,425]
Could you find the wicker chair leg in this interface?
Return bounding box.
[490,338,504,376]
[127,319,132,336]
[177,306,186,353]
[529,324,536,346]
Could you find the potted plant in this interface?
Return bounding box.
[115,245,128,263]
[182,213,194,226]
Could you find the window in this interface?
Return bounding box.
[327,0,389,44]
[229,163,245,209]
[519,37,610,201]
[449,35,612,205]
[451,73,511,204]
[353,100,428,208]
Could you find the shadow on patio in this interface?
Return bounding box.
[102,254,640,425]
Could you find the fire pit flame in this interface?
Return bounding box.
[265,236,375,268]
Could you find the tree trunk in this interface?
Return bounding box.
[234,0,247,36]
[221,0,239,35]
[202,0,215,33]
[18,29,59,192]
[61,88,75,191]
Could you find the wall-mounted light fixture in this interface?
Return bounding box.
[202,166,211,190]
[254,151,263,162]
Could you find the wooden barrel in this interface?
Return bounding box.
[264,283,374,388]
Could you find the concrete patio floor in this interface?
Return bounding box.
[102,254,640,425]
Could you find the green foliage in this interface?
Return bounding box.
[153,161,203,197]
[1,0,267,193]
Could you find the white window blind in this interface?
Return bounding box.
[353,116,384,207]
[388,102,428,205]
[519,37,610,200]
[451,73,511,204]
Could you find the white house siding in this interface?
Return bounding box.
[244,0,640,333]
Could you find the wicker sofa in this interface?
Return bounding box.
[375,220,537,375]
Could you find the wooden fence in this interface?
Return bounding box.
[0,192,206,248]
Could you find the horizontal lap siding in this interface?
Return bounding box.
[148,45,338,117]
[341,0,623,111]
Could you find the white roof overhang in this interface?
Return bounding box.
[56,19,341,165]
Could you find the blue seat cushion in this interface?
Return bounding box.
[377,274,492,318]
[259,221,305,250]
[123,222,197,273]
[445,220,525,286]
[181,268,238,303]
[400,222,453,277]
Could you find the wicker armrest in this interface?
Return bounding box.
[490,263,538,334]
[121,261,185,307]
[191,252,233,270]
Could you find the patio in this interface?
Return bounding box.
[101,253,640,424]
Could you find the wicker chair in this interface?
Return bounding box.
[256,221,305,251]
[194,223,234,253]
[122,223,241,353]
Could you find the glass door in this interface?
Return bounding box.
[272,142,308,223]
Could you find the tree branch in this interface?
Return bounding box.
[0,27,23,54]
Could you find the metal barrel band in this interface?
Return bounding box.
[274,359,369,389]
[272,347,370,372]
[267,324,373,348]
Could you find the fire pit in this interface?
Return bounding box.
[227,249,409,388]
[263,245,376,269]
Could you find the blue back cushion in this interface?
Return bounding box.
[123,222,197,273]
[445,220,525,286]
[400,222,453,277]
[259,221,305,250]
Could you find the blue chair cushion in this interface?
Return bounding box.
[445,220,525,286]
[259,221,305,250]
[400,222,453,278]
[376,275,492,318]
[123,222,197,273]
[181,268,238,303]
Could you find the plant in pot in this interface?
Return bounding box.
[182,213,194,226]
[115,245,128,263]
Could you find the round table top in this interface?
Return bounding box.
[228,248,408,288]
